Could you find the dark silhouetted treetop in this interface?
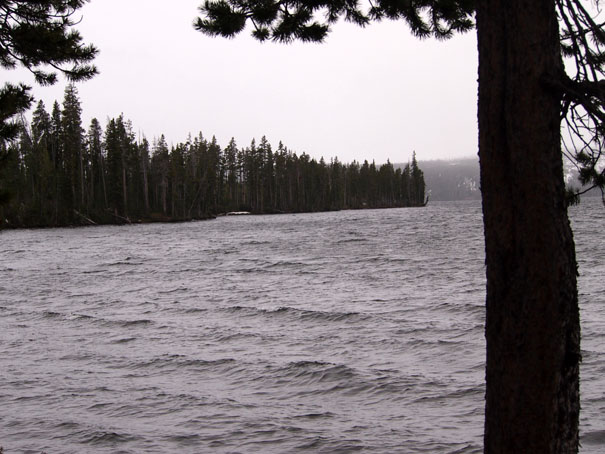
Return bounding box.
[194,0,475,43]
[0,0,97,144]
[0,82,31,145]
[0,0,97,85]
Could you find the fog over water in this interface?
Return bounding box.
[1,200,603,453]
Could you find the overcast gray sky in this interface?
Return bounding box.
[8,0,478,164]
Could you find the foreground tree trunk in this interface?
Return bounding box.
[477,1,581,452]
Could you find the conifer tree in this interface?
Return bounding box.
[61,83,85,213]
[401,162,412,206]
[224,137,239,210]
[0,140,20,213]
[274,141,288,211]
[151,134,170,215]
[49,101,62,166]
[49,101,63,221]
[0,1,97,144]
[29,101,53,219]
[17,121,33,204]
[105,118,122,216]
[243,138,257,211]
[139,137,151,214]
[87,118,106,210]
[410,152,425,206]
[121,118,140,216]
[259,135,274,211]
[207,136,222,213]
[330,156,344,209]
[184,136,202,218]
[170,142,186,218]
[379,159,395,206]
[190,133,209,216]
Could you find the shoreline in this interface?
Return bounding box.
[0,203,428,231]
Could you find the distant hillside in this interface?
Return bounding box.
[402,156,600,202]
[396,157,481,201]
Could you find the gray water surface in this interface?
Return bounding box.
[0,200,603,453]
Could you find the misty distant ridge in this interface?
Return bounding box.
[395,156,599,202]
[396,157,480,202]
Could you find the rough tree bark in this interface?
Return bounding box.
[476,1,581,452]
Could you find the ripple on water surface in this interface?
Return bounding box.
[0,200,603,453]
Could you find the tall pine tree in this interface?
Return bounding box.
[61,83,85,215]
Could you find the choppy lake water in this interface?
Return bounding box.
[0,200,603,453]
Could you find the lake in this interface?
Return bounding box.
[1,199,603,453]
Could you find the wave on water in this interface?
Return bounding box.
[223,305,370,323]
[128,355,236,372]
[78,430,140,446]
[335,237,369,244]
[157,286,190,294]
[29,309,156,331]
[101,317,155,328]
[275,361,357,385]
[110,336,137,344]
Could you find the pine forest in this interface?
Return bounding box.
[0,84,426,228]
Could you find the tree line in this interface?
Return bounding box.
[0,84,426,228]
